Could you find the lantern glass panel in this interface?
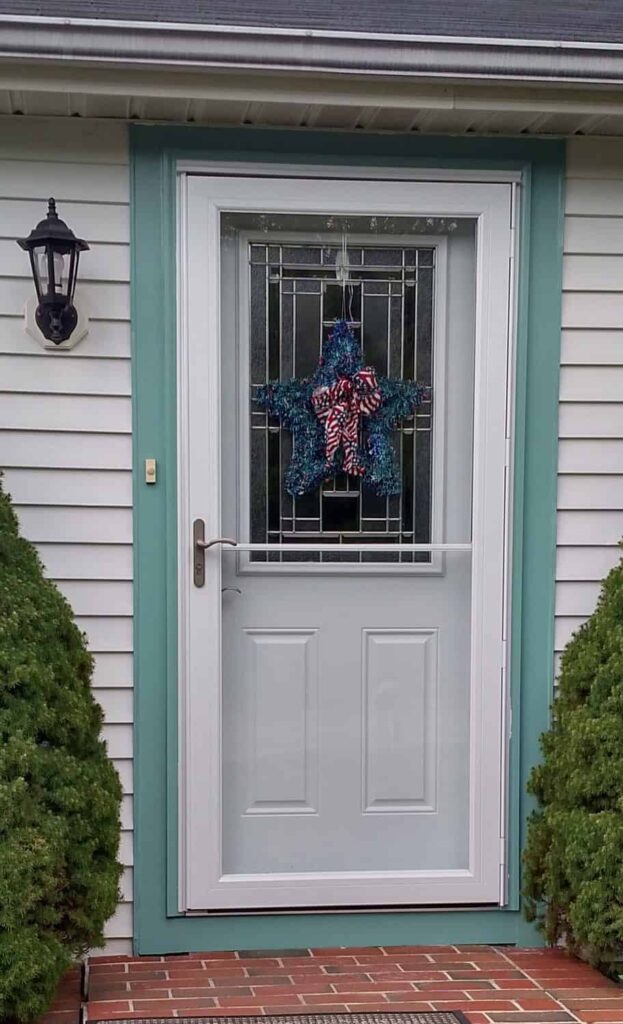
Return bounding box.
[68,250,79,301]
[31,245,44,294]
[35,246,67,296]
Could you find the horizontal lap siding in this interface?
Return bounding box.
[557,139,623,658]
[0,118,132,954]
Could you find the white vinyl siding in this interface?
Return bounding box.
[0,118,133,955]
[557,138,623,660]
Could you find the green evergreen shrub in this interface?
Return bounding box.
[0,476,122,1022]
[524,553,623,968]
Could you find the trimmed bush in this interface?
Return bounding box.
[0,477,122,1022]
[524,553,623,968]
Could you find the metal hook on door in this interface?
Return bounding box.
[336,230,349,320]
[221,586,242,595]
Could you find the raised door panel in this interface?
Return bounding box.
[363,628,437,813]
[243,629,318,814]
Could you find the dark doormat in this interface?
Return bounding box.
[95,1013,470,1024]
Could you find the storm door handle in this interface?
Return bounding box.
[193,518,237,587]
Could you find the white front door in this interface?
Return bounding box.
[179,172,514,912]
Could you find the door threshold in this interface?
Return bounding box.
[184,903,501,917]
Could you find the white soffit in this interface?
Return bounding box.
[2,64,623,136]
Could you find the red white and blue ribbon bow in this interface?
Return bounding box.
[311,368,382,475]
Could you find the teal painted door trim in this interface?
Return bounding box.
[130,125,565,954]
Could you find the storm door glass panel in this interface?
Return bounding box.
[222,212,470,568]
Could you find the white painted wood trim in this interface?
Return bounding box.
[176,170,191,913]
[177,161,523,184]
[497,180,520,906]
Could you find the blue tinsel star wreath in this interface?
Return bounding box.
[255,319,427,497]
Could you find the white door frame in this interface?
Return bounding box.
[177,169,515,912]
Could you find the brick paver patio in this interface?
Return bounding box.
[38,946,623,1024]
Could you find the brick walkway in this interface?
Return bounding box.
[39,946,623,1024]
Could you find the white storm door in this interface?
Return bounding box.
[179,172,514,912]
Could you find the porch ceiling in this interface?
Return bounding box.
[4,63,623,136]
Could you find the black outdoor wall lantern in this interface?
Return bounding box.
[17,198,89,345]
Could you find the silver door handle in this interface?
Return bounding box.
[197,536,238,550]
[193,518,237,587]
